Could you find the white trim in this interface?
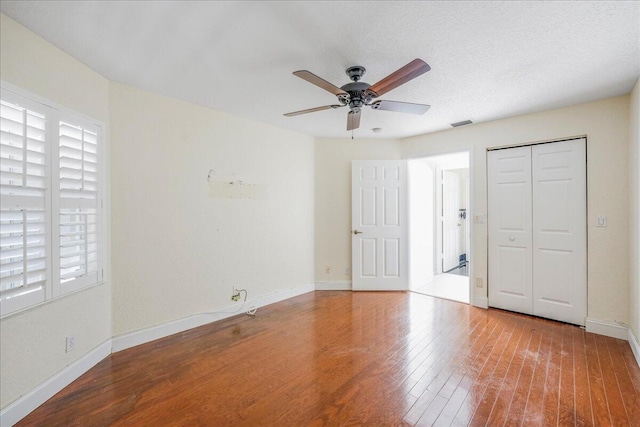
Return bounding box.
[1,285,315,424]
[585,317,628,340]
[112,284,314,352]
[0,340,111,427]
[315,281,352,291]
[473,296,489,309]
[628,328,640,368]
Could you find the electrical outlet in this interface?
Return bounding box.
[231,286,241,302]
[66,335,75,353]
[325,265,331,274]
[344,266,350,275]
[475,278,483,288]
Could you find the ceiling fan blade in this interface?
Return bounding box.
[293,70,348,97]
[370,100,431,115]
[347,110,361,131]
[368,59,431,97]
[283,105,343,117]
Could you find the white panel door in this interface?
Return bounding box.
[532,139,586,325]
[442,170,461,272]
[488,146,533,314]
[352,160,408,291]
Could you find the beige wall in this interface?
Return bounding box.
[0,14,109,123]
[0,14,112,408]
[110,83,315,335]
[630,79,640,344]
[314,138,402,282]
[403,96,630,323]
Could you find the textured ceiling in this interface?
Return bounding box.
[1,1,639,139]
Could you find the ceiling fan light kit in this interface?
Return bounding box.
[284,58,431,131]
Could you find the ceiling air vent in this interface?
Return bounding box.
[451,120,473,128]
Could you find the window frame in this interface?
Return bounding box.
[0,81,107,318]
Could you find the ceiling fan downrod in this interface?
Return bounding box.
[345,65,366,82]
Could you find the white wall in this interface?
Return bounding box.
[110,83,315,335]
[0,14,112,409]
[403,96,630,321]
[408,161,434,287]
[630,79,640,346]
[314,138,402,284]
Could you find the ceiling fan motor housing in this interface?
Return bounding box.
[340,81,374,111]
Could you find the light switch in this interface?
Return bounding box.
[596,215,607,227]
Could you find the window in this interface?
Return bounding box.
[57,116,103,295]
[0,87,104,316]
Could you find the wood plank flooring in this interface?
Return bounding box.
[17,291,640,426]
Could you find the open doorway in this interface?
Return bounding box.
[409,152,470,303]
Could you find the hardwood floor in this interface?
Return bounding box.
[18,291,640,426]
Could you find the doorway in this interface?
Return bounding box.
[409,152,470,304]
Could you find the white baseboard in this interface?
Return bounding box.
[315,280,352,291]
[1,284,315,425]
[473,296,488,309]
[585,317,629,340]
[0,340,111,427]
[112,283,315,352]
[628,328,640,368]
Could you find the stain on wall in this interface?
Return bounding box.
[207,169,267,199]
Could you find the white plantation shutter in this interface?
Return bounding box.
[0,85,105,317]
[0,96,50,314]
[57,118,102,294]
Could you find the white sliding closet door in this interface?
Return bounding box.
[532,140,587,325]
[488,146,533,314]
[488,138,587,326]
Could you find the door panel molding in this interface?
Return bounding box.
[488,146,533,314]
[352,160,408,291]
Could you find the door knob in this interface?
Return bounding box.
[353,230,363,235]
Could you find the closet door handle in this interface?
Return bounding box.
[509,236,515,241]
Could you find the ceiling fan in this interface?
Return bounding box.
[284,59,431,131]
